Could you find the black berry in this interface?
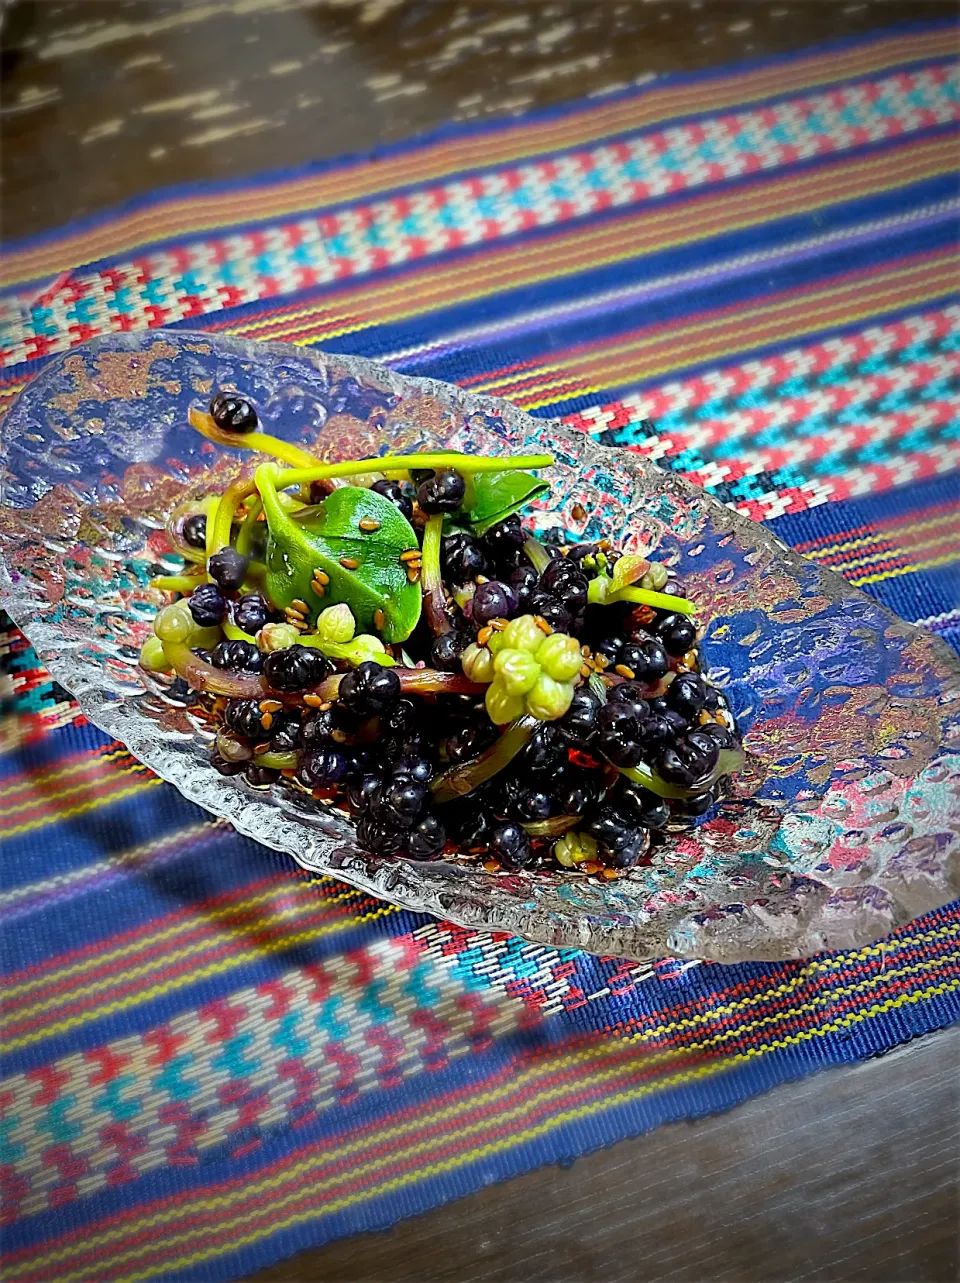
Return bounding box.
[298,747,347,789]
[381,777,428,828]
[528,591,571,633]
[558,686,601,746]
[442,532,488,583]
[244,764,280,788]
[417,469,466,515]
[356,815,406,857]
[619,635,669,684]
[188,582,226,627]
[482,516,526,569]
[472,580,517,624]
[264,644,329,692]
[211,640,263,672]
[370,478,414,521]
[338,661,402,716]
[666,673,707,720]
[539,559,588,614]
[209,392,258,434]
[489,821,534,870]
[182,513,207,549]
[233,593,269,635]
[407,814,446,859]
[431,630,468,672]
[658,613,697,657]
[207,547,249,592]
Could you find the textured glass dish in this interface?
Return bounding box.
[1,330,958,963]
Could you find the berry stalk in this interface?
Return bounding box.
[430,716,538,804]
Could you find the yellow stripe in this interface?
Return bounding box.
[0,745,132,803]
[802,510,960,560]
[0,757,148,818]
[0,776,162,840]
[4,881,373,1000]
[29,970,959,1283]
[806,529,960,576]
[850,551,960,587]
[2,904,400,1051]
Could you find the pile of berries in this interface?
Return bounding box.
[148,393,742,880]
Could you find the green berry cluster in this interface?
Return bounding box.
[461,614,582,725]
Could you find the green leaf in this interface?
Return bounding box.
[462,470,549,536]
[261,483,422,643]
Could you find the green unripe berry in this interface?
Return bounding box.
[316,603,356,644]
[502,614,544,655]
[535,632,582,683]
[139,634,172,673]
[526,673,573,721]
[493,647,540,696]
[485,677,526,725]
[554,831,597,868]
[257,622,300,653]
[153,601,194,644]
[462,643,496,684]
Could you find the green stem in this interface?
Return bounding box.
[253,749,300,770]
[222,620,257,643]
[430,716,537,804]
[162,641,267,699]
[523,534,552,574]
[299,634,397,667]
[587,574,696,616]
[421,513,449,635]
[522,814,580,839]
[235,495,263,558]
[613,586,697,615]
[150,573,205,594]
[619,747,744,799]
[260,451,553,494]
[188,405,324,470]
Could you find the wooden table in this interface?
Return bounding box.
[3,3,958,1279]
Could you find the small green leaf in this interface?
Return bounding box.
[463,470,550,536]
[261,483,422,643]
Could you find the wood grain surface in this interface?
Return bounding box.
[252,1026,960,1283]
[2,3,958,1280]
[1,0,955,241]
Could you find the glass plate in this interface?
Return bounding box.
[2,330,958,962]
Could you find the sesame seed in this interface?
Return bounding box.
[475,574,489,586]
[489,618,508,631]
[331,728,348,743]
[260,712,273,731]
[406,567,420,583]
[572,503,587,521]
[614,664,635,680]
[358,518,381,533]
[580,644,591,657]
[482,858,500,874]
[339,557,359,569]
[580,663,591,678]
[259,700,283,713]
[291,599,308,613]
[477,625,493,647]
[302,693,325,709]
[534,616,553,634]
[312,569,330,585]
[399,549,421,563]
[254,741,272,755]
[581,861,602,876]
[311,582,326,598]
[373,608,386,631]
[601,867,620,881]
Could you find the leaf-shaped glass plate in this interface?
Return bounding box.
[1,331,958,963]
